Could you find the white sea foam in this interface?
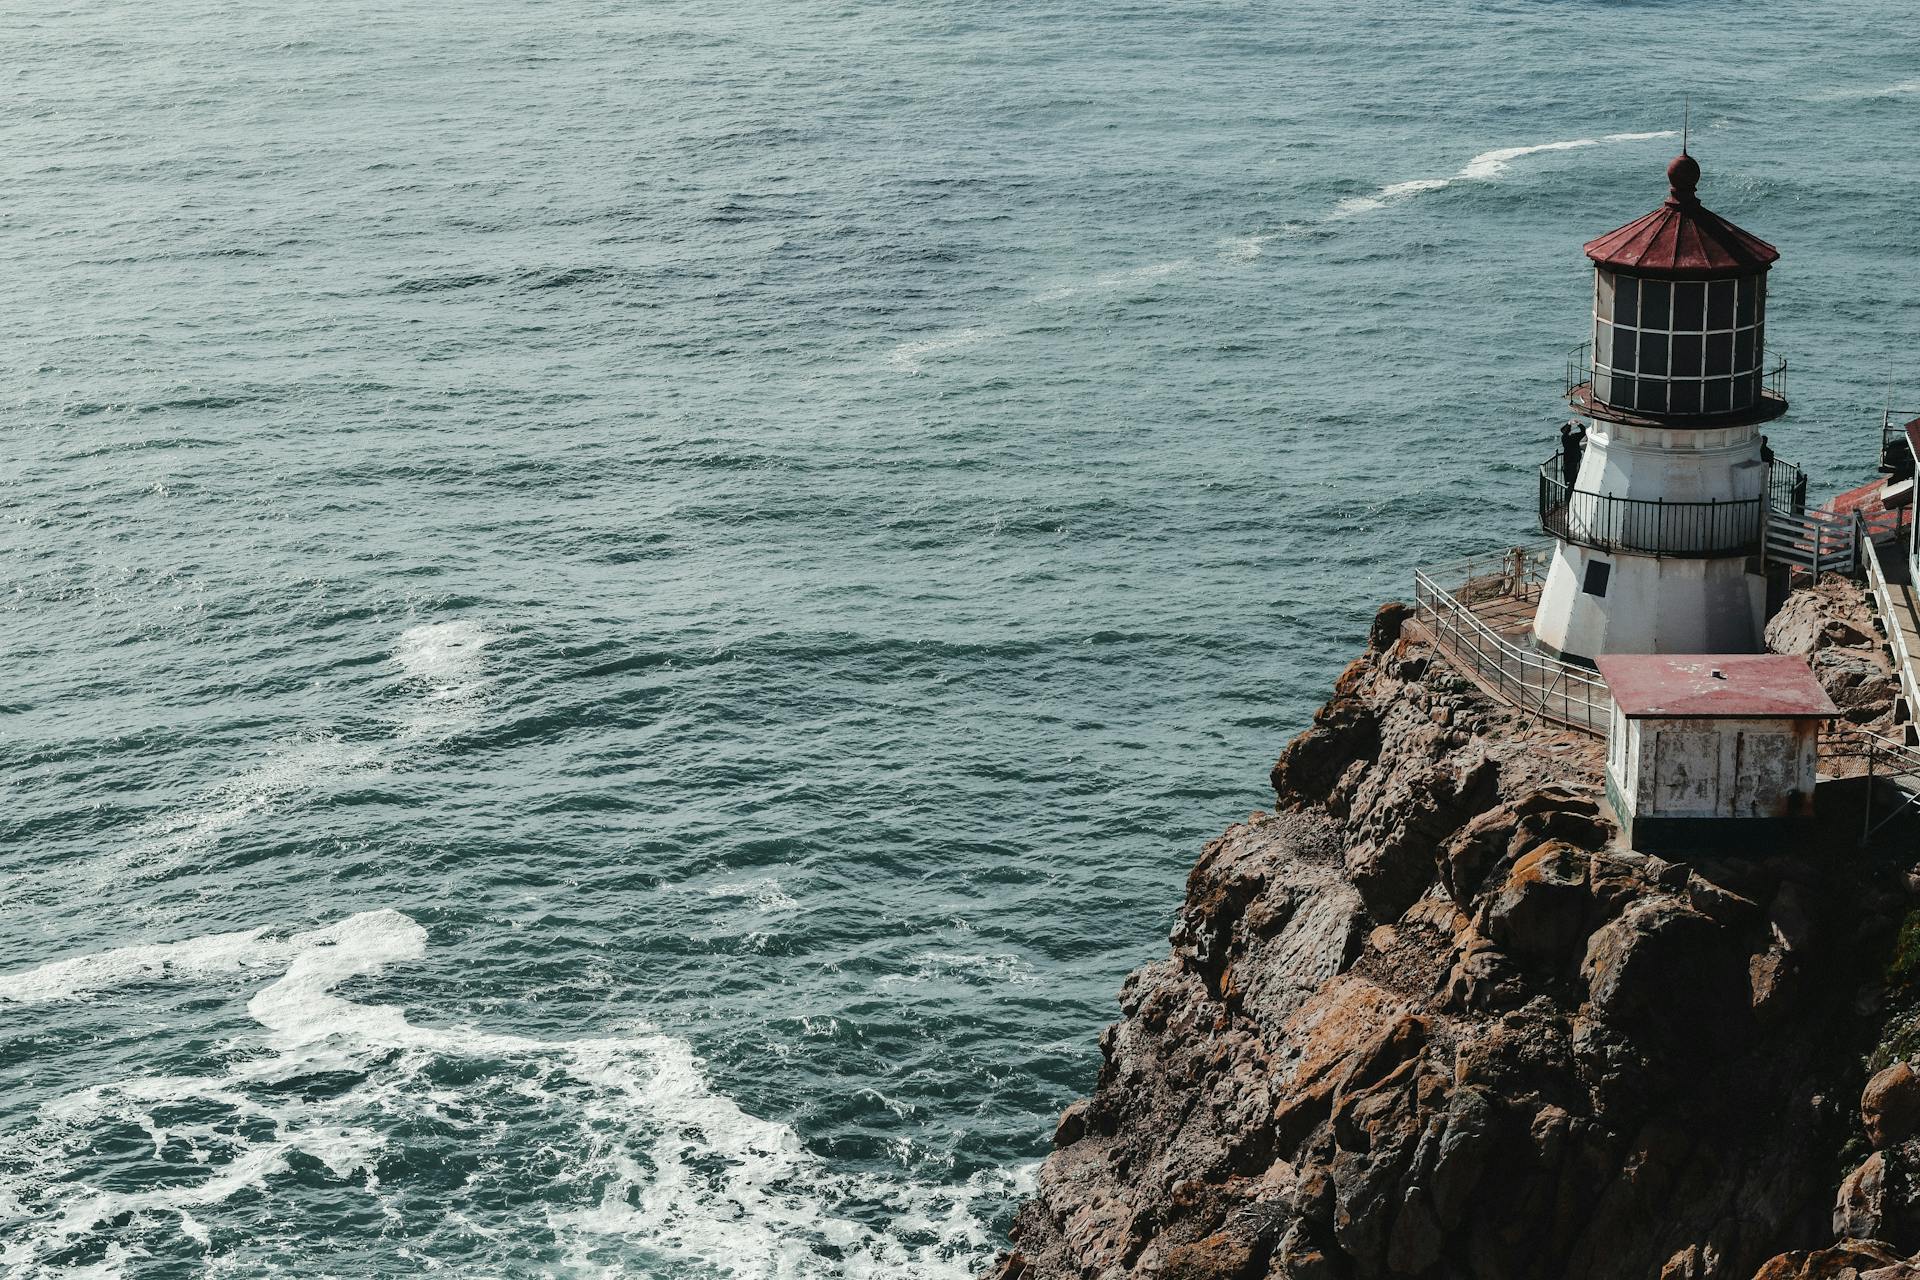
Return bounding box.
[1032,258,1191,303]
[0,926,277,1004]
[114,737,381,883]
[1806,79,1920,101]
[881,950,1034,988]
[393,619,496,738]
[1332,129,1678,218]
[0,909,1017,1278]
[394,619,493,690]
[704,877,799,911]
[887,327,998,373]
[1219,223,1308,261]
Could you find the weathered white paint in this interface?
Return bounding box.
[1606,713,1817,823]
[1533,418,1770,661]
[1535,544,1766,660]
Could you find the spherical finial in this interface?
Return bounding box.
[1667,152,1700,201]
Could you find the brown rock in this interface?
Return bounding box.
[1271,665,1380,811]
[1483,840,1591,966]
[1836,1152,1891,1243]
[1867,1064,1920,1151]
[1753,1240,1910,1280]
[1581,895,1749,1057]
[1765,574,1876,656]
[1160,1230,1257,1280]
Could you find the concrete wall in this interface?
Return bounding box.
[1606,715,1817,822]
[1534,545,1766,661]
[1533,419,1769,662]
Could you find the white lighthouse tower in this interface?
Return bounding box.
[1532,151,1787,664]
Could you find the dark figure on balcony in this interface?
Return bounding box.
[1560,422,1586,489]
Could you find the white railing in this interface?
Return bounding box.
[1861,533,1920,735]
[1412,552,1613,737]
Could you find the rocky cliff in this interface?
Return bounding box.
[991,578,1920,1280]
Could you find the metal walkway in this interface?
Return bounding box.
[1862,534,1920,742]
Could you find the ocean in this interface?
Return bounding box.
[2,1,1917,1274]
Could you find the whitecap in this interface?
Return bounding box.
[0,925,278,1004]
[393,619,496,737]
[0,909,1020,1278]
[114,737,381,881]
[1331,128,1678,218]
[886,327,997,374]
[703,878,799,911]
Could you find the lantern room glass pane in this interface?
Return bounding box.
[1615,275,1639,328]
[1614,327,1638,371]
[1640,280,1671,329]
[1596,324,1613,367]
[1734,329,1755,372]
[1673,282,1705,331]
[1732,374,1755,410]
[1708,280,1735,329]
[1639,331,1669,376]
[1736,277,1757,327]
[1706,379,1732,413]
[1612,375,1636,407]
[1672,332,1702,376]
[1596,272,1615,322]
[1670,380,1702,413]
[1706,331,1733,377]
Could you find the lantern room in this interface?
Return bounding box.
[1576,153,1784,426]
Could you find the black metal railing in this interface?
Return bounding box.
[1538,452,1766,557]
[1768,457,1806,517]
[1563,341,1787,413]
[1883,407,1920,478]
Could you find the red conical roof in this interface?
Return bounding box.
[1583,154,1779,277]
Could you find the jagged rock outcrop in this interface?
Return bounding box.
[1766,573,1900,734]
[993,586,1920,1280]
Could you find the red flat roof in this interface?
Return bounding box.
[1594,653,1837,719]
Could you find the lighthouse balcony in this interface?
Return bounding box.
[1537,452,1805,558]
[1564,342,1787,428]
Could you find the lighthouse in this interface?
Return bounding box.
[1531,151,1787,664]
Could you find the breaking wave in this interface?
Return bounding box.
[0,910,1023,1277]
[1332,129,1678,217]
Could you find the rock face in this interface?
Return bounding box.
[1765,573,1900,734]
[991,591,1920,1280]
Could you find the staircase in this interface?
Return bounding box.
[1765,507,1860,576]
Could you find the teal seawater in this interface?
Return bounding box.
[2,1,1918,1275]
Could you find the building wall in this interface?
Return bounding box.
[1608,715,1816,821]
[1533,419,1770,662]
[1534,545,1766,661]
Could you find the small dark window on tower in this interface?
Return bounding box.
[1639,331,1668,376]
[1583,560,1611,597]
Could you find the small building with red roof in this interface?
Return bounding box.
[1594,653,1836,851]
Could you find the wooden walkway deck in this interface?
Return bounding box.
[1410,555,1612,737]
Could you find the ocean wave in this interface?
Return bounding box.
[112,737,382,883]
[1331,129,1678,218]
[393,618,497,739]
[0,910,1018,1278]
[886,327,999,374]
